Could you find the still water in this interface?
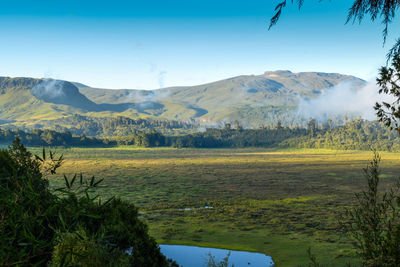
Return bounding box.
[160,244,274,267]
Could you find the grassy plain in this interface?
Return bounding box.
[29,146,400,266]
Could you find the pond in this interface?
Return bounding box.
[160,244,274,267]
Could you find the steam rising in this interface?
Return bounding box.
[125,63,169,108]
[31,79,66,99]
[297,81,393,122]
[158,71,167,89]
[128,87,170,102]
[149,63,167,89]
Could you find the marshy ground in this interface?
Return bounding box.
[33,147,400,266]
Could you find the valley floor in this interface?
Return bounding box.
[34,147,400,266]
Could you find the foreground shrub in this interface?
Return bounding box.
[0,139,59,265]
[341,152,400,266]
[0,138,172,266]
[49,229,130,267]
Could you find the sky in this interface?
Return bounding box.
[0,0,399,89]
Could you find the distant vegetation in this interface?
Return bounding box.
[0,128,109,147]
[48,115,195,136]
[2,119,400,151]
[282,119,400,151]
[164,119,399,150]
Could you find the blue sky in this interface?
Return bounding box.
[0,0,398,89]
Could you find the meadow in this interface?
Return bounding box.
[29,146,400,266]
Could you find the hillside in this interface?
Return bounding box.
[79,71,364,123]
[0,71,365,131]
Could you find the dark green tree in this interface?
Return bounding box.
[375,54,400,133]
[341,152,400,266]
[0,138,174,266]
[270,0,399,46]
[307,118,317,137]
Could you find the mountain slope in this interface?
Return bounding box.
[0,77,166,127]
[0,71,365,129]
[78,70,365,124]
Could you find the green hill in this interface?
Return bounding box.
[78,70,365,126]
[0,71,365,131]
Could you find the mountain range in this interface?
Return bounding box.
[0,70,365,130]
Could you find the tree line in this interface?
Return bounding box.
[39,114,195,137]
[2,119,400,151]
[282,119,400,151]
[0,128,110,147]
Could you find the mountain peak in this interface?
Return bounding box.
[263,70,292,76]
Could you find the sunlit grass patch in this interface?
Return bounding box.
[32,147,400,266]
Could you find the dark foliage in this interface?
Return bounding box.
[346,0,400,44]
[0,138,59,265]
[164,119,399,150]
[0,138,173,266]
[0,128,113,147]
[269,0,399,46]
[3,118,400,151]
[375,54,400,132]
[282,119,400,151]
[269,0,304,29]
[48,114,194,137]
[167,125,308,148]
[341,152,400,266]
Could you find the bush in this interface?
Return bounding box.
[341,152,400,266]
[0,138,173,266]
[50,229,130,267]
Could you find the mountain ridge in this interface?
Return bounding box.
[0,71,366,129]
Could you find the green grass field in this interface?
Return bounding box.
[29,146,400,266]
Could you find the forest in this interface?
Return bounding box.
[31,115,195,137]
[0,128,109,147]
[3,118,399,151]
